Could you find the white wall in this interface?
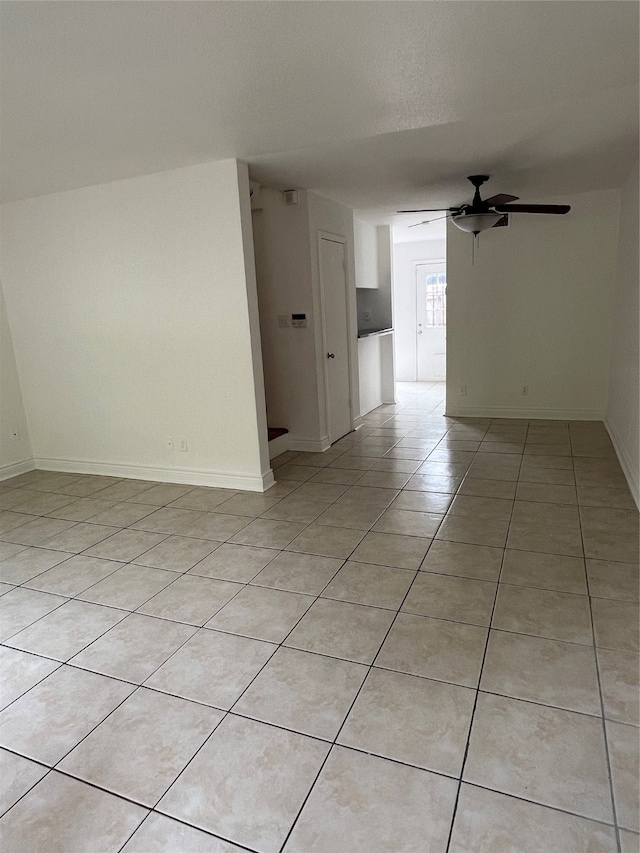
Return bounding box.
[0,281,33,476]
[606,162,639,506]
[1,159,272,490]
[354,219,378,289]
[392,238,446,380]
[252,187,322,446]
[445,188,621,419]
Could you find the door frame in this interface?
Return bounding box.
[317,231,355,445]
[414,258,446,381]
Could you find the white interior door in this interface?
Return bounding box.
[319,236,352,443]
[416,262,447,381]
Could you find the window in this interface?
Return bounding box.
[425,273,446,327]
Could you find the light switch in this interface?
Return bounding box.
[278,315,290,327]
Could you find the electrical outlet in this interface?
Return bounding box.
[363,311,372,321]
[521,385,529,396]
[178,438,188,452]
[460,385,467,396]
[165,436,174,451]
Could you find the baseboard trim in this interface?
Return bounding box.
[0,458,36,482]
[33,457,273,493]
[287,436,331,453]
[353,417,365,431]
[604,418,639,510]
[445,405,605,421]
[268,433,290,459]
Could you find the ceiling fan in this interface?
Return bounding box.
[398,175,571,235]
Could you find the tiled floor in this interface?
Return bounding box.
[0,381,638,852]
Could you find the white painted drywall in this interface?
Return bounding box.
[252,187,322,447]
[392,238,446,381]
[0,281,33,476]
[307,191,360,439]
[354,219,378,289]
[0,159,272,490]
[445,188,621,419]
[606,162,639,505]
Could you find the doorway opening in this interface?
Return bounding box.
[415,260,446,382]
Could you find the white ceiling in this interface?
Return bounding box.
[1,1,638,235]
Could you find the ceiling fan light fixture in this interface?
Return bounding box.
[451,212,503,234]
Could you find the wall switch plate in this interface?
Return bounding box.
[278,315,290,328]
[460,385,467,396]
[521,385,529,396]
[178,438,188,452]
[363,311,372,321]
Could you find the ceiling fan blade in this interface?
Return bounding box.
[494,204,571,214]
[483,193,519,206]
[408,214,451,227]
[492,215,509,228]
[397,208,450,213]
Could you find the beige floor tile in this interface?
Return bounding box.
[228,518,306,549]
[206,585,313,642]
[250,551,342,595]
[179,512,250,541]
[354,470,412,489]
[371,457,422,473]
[520,454,573,471]
[519,466,576,485]
[0,665,134,765]
[511,500,580,527]
[0,646,60,710]
[286,482,349,503]
[286,523,365,558]
[158,715,329,853]
[0,771,147,852]
[276,462,324,479]
[0,510,34,535]
[619,830,640,853]
[129,507,205,535]
[5,599,127,662]
[458,477,518,499]
[0,748,49,814]
[420,539,503,581]
[0,587,67,642]
[515,482,577,505]
[24,554,121,597]
[138,574,242,625]
[501,549,587,594]
[587,559,639,602]
[126,483,195,506]
[592,598,640,653]
[1,515,75,546]
[166,487,238,512]
[121,813,246,852]
[91,480,157,502]
[449,784,617,853]
[464,693,613,822]
[78,564,179,610]
[261,497,328,523]
[338,667,474,776]
[71,613,196,683]
[506,521,584,557]
[338,485,400,508]
[315,501,385,530]
[492,584,592,644]
[234,646,367,739]
[402,572,496,626]
[14,492,80,516]
[283,745,457,853]
[583,530,640,564]
[84,528,169,562]
[321,561,414,610]
[447,494,514,522]
[284,598,395,664]
[350,531,430,569]
[86,502,158,527]
[145,628,275,708]
[405,473,463,493]
[38,522,119,554]
[375,612,487,688]
[436,513,509,548]
[214,494,283,516]
[0,541,26,560]
[577,485,637,510]
[188,543,275,581]
[390,490,453,513]
[309,467,364,484]
[372,507,442,537]
[607,720,640,831]
[598,648,640,725]
[481,630,601,714]
[59,688,223,806]
[0,546,70,585]
[131,535,218,572]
